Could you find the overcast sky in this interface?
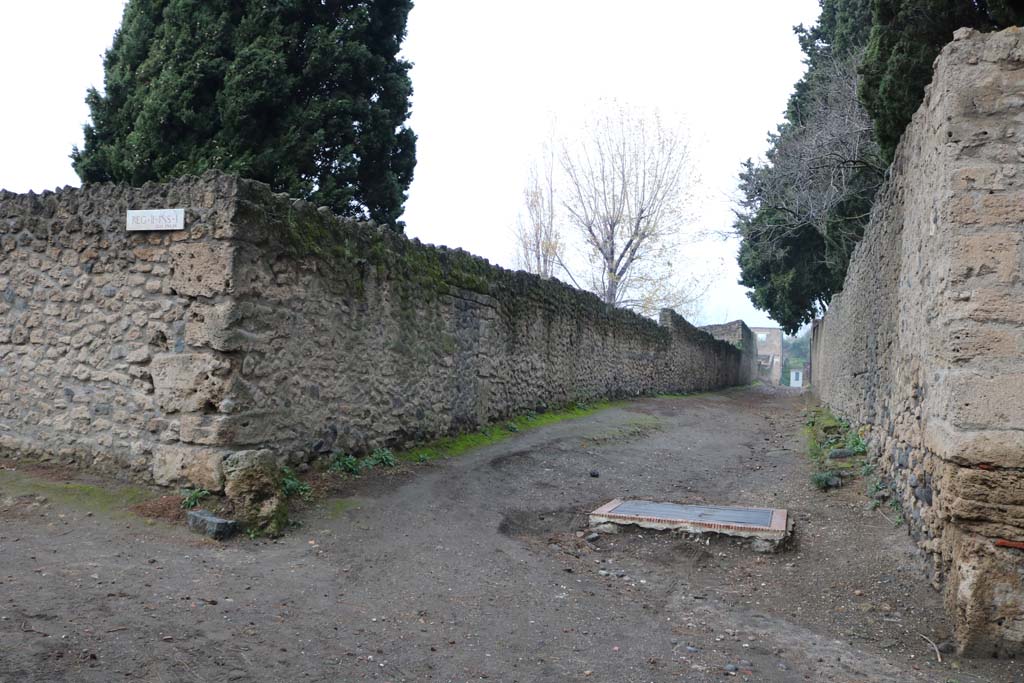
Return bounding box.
[0,0,820,328]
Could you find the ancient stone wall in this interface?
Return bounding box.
[0,176,240,487]
[811,27,1024,656]
[699,320,757,384]
[0,172,751,497]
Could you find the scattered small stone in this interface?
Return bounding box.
[738,659,752,667]
[751,538,780,553]
[828,448,855,460]
[685,646,700,653]
[589,470,600,478]
[585,532,600,543]
[724,663,738,673]
[936,639,957,654]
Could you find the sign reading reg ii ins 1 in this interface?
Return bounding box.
[126,208,185,232]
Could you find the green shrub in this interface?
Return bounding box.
[846,430,868,455]
[329,453,364,475]
[369,448,397,468]
[280,467,312,500]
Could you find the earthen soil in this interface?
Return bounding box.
[0,387,1019,682]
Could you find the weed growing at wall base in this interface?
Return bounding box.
[181,488,210,510]
[280,467,312,500]
[804,406,866,490]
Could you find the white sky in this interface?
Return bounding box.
[0,0,820,328]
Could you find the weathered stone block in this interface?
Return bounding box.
[224,450,286,534]
[961,288,1024,325]
[947,192,1024,227]
[168,242,233,298]
[179,411,281,446]
[943,372,1024,430]
[925,420,1024,469]
[939,325,1023,365]
[186,509,237,540]
[950,232,1023,285]
[947,529,1024,657]
[150,352,229,413]
[184,301,245,351]
[152,444,226,491]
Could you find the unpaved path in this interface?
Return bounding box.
[0,386,1019,682]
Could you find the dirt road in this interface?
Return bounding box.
[0,387,1018,682]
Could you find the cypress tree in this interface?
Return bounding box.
[860,0,1024,161]
[72,0,416,229]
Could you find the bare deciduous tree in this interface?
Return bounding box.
[514,144,561,279]
[515,107,704,318]
[737,52,885,269]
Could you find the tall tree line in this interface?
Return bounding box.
[736,0,1024,333]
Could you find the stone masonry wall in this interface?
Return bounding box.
[0,175,239,487]
[0,172,752,499]
[700,320,757,384]
[811,28,1024,656]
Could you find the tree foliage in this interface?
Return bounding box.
[72,0,416,228]
[736,0,1024,332]
[860,0,1024,161]
[736,0,883,333]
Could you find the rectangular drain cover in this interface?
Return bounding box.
[590,498,789,540]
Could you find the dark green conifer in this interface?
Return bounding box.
[72,0,416,229]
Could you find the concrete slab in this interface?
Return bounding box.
[589,498,790,542]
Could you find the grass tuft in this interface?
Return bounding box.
[397,401,617,463]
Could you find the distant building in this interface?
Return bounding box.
[699,320,757,384]
[750,327,784,385]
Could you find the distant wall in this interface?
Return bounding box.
[812,28,1024,656]
[0,172,751,495]
[700,320,756,384]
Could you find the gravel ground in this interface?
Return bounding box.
[0,386,1019,682]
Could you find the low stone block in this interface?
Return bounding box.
[186,509,237,540]
[152,445,226,491]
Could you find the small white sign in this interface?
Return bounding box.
[127,208,185,231]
